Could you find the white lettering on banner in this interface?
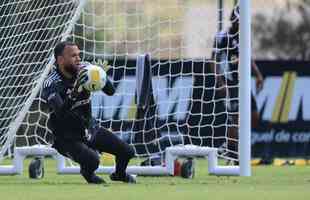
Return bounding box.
[252,77,310,121]
[92,78,136,119]
[274,131,290,143]
[92,75,310,122]
[251,131,274,144]
[252,130,310,144]
[152,77,192,120]
[92,77,193,120]
[289,78,310,121]
[292,133,310,143]
[252,77,282,121]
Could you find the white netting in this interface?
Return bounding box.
[0,0,82,159]
[0,0,239,164]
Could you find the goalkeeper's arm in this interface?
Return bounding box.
[251,60,263,92]
[42,83,88,129]
[95,60,115,96]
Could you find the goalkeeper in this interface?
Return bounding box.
[211,6,263,164]
[42,41,136,184]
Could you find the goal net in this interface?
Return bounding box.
[0,0,250,175]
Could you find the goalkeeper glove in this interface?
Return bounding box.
[71,60,110,96]
[93,59,111,72]
[71,68,88,98]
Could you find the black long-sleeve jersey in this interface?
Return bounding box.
[212,29,239,86]
[42,65,115,141]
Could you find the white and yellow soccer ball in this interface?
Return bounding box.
[81,64,107,92]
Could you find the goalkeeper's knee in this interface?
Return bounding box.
[79,149,100,173]
[117,143,135,161]
[117,144,135,161]
[125,145,135,160]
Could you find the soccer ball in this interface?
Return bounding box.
[82,64,107,92]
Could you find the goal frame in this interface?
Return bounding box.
[0,0,88,161]
[0,0,251,177]
[238,0,251,177]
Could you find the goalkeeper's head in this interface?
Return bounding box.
[54,41,81,77]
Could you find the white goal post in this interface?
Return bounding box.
[0,0,251,176]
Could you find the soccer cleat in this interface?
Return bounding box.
[87,174,106,184]
[110,173,137,184]
[81,171,106,184]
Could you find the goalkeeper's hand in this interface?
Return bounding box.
[71,60,111,97]
[93,59,115,96]
[71,68,88,98]
[93,59,111,72]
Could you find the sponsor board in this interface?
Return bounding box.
[91,59,310,157]
[252,61,310,157]
[91,59,224,154]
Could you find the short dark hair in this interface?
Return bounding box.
[54,41,77,61]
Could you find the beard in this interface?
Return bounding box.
[64,63,79,76]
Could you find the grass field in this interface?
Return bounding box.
[0,158,310,200]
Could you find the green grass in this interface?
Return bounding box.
[0,158,310,200]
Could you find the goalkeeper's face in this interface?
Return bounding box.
[59,45,81,76]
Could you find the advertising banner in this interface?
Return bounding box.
[93,59,310,157]
[252,61,310,158]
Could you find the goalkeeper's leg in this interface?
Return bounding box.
[53,140,104,184]
[227,116,239,165]
[226,87,239,165]
[251,92,259,129]
[227,92,260,164]
[89,127,136,183]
